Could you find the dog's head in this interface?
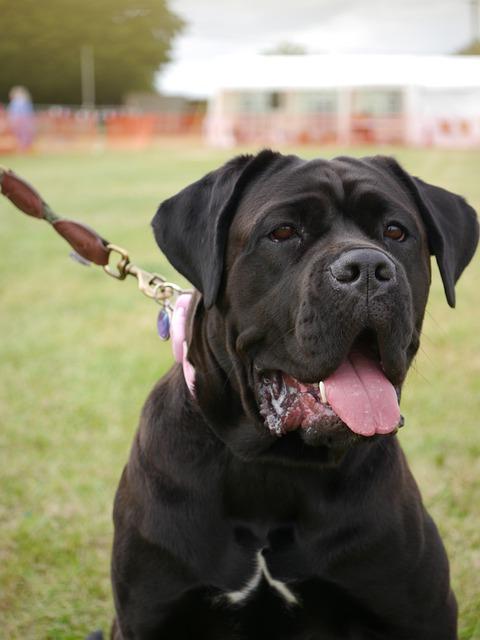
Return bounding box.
[152,151,478,464]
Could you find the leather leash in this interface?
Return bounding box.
[0,166,191,340]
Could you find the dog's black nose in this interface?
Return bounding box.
[329,249,396,294]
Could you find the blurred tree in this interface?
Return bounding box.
[0,0,184,105]
[457,40,480,54]
[263,42,308,55]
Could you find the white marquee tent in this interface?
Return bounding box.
[204,54,480,147]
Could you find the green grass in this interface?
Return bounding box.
[1,143,479,639]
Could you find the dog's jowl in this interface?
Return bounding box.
[108,152,479,640]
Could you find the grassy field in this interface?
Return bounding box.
[1,143,479,639]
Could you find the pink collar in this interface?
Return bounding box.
[171,293,196,396]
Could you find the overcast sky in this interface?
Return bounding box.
[157,0,476,96]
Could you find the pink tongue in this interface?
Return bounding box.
[323,350,400,437]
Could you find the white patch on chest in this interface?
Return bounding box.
[225,551,299,606]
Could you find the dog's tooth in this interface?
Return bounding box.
[319,381,328,404]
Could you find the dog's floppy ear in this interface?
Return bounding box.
[368,156,479,308]
[408,176,479,307]
[152,149,280,308]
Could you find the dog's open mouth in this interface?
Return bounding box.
[258,339,402,440]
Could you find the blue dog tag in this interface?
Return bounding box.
[157,307,170,340]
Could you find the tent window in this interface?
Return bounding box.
[269,92,282,110]
[292,91,338,113]
[352,90,403,115]
[232,92,268,113]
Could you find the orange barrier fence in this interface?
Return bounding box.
[0,108,204,152]
[2,107,480,152]
[206,112,406,147]
[206,112,480,148]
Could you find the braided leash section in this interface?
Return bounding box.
[0,166,193,342]
[0,166,46,218]
[0,166,110,266]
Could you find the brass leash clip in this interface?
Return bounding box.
[103,244,130,280]
[102,243,191,340]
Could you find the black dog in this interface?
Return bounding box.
[106,152,478,640]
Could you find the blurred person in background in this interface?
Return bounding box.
[7,85,35,151]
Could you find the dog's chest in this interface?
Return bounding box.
[216,519,315,608]
[223,548,299,606]
[217,461,344,604]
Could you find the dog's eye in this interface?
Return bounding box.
[384,224,406,242]
[269,225,298,242]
